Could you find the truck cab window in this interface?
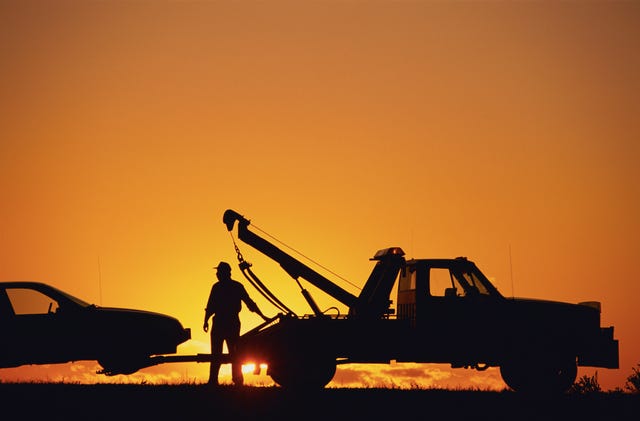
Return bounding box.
[399,267,416,291]
[429,268,464,297]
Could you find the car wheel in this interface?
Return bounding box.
[98,354,151,376]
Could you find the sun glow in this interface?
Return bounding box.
[241,363,269,376]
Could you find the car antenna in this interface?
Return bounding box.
[98,255,104,306]
[509,244,515,299]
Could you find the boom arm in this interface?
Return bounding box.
[223,209,359,311]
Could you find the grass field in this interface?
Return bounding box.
[0,383,638,421]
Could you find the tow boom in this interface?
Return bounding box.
[223,209,406,319]
[223,209,359,311]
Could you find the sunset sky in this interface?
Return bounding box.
[1,1,638,390]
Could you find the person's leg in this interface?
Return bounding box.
[209,329,224,385]
[228,320,243,385]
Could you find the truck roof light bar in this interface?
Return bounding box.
[371,247,405,260]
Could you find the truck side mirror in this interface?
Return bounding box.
[444,288,457,298]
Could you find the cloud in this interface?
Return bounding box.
[1,349,505,389]
[177,340,209,354]
[330,363,505,390]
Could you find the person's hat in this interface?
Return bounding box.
[214,261,232,272]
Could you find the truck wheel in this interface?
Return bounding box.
[269,357,336,389]
[500,357,577,394]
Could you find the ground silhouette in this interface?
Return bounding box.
[0,383,638,421]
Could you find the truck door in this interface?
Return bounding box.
[417,263,499,363]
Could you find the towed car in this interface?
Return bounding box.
[0,282,191,375]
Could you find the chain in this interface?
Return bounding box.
[229,231,247,264]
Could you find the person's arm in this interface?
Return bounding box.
[203,288,215,332]
[203,309,212,332]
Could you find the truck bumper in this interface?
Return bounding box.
[578,326,619,369]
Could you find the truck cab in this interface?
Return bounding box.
[397,257,506,365]
[396,256,618,392]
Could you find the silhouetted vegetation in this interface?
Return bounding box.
[0,382,638,421]
[626,363,640,393]
[569,372,601,394]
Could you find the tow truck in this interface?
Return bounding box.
[153,209,619,393]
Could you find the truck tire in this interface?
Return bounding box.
[269,357,336,389]
[500,356,577,394]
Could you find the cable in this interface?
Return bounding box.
[252,223,362,292]
[241,265,297,316]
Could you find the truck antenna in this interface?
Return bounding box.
[508,244,515,299]
[98,255,104,306]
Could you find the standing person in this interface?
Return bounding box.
[203,261,268,386]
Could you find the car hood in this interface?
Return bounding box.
[90,306,191,343]
[94,306,181,320]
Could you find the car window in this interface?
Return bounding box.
[5,288,60,315]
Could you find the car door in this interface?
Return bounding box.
[0,288,18,366]
[4,287,68,364]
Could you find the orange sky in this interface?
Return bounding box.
[1,1,638,390]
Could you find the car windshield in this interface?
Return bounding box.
[45,285,93,308]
